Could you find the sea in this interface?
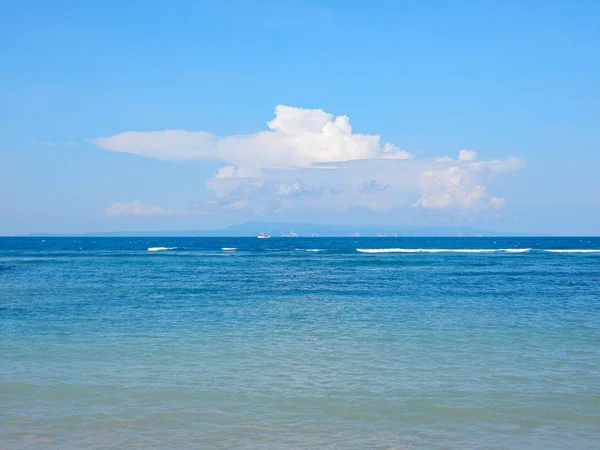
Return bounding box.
[1,237,599,449]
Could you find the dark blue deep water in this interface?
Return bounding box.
[1,237,599,449]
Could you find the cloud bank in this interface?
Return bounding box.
[93,105,525,217]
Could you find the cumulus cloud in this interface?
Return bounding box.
[458,149,477,161]
[106,200,208,217]
[92,105,412,167]
[207,153,524,215]
[411,152,525,211]
[93,105,526,217]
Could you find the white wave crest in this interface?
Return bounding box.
[356,248,500,253]
[503,248,531,253]
[148,247,177,252]
[546,249,600,253]
[222,247,237,251]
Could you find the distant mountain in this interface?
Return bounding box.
[222,221,497,237]
[24,221,530,237]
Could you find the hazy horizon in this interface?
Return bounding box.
[2,220,584,238]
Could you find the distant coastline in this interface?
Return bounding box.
[16,221,549,238]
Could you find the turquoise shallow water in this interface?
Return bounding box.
[1,237,599,449]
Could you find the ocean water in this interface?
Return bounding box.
[1,237,599,449]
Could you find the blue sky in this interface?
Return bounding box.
[1,0,599,235]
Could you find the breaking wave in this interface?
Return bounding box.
[140,246,598,254]
[545,249,600,253]
[357,248,600,254]
[356,248,532,254]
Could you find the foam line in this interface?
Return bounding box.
[356,248,500,253]
[545,249,600,253]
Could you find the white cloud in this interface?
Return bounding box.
[93,106,526,217]
[214,165,256,179]
[207,152,523,215]
[485,156,527,173]
[106,200,208,217]
[458,149,477,161]
[411,156,521,211]
[224,199,248,210]
[381,143,413,160]
[93,131,216,161]
[490,197,506,209]
[92,105,413,168]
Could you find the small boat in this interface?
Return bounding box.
[257,233,272,239]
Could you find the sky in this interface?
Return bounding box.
[1,0,599,235]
